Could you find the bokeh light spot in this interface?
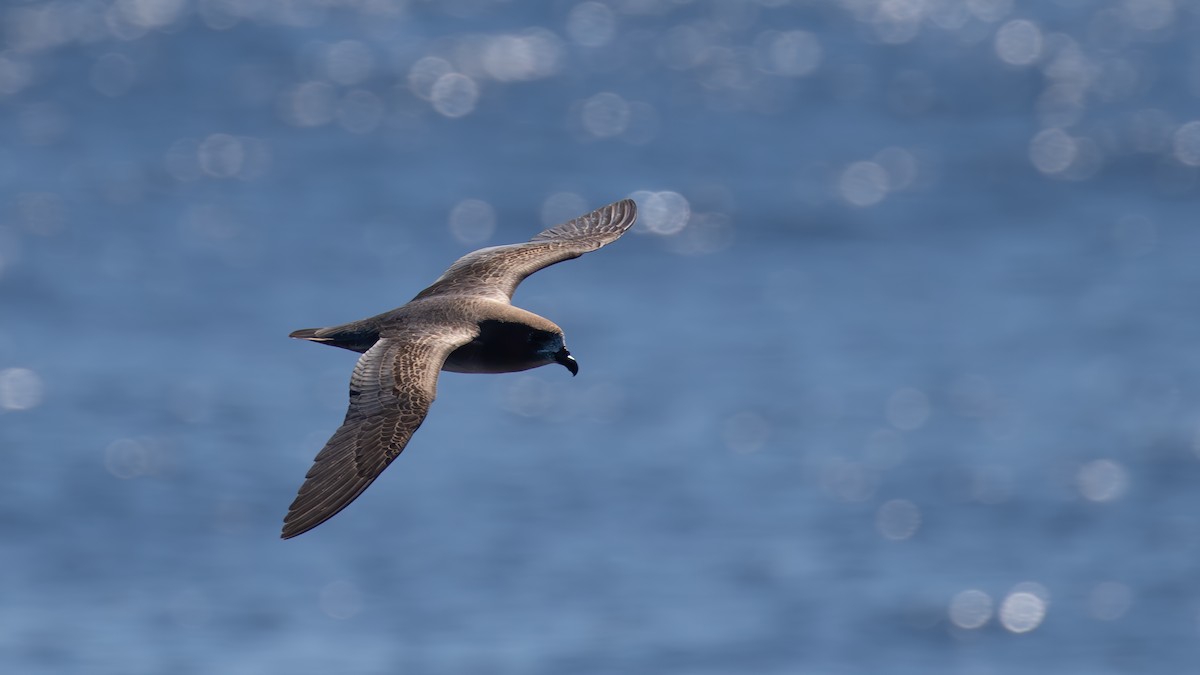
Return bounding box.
[482,30,564,82]
[117,0,186,30]
[758,30,822,77]
[580,92,631,138]
[283,81,336,127]
[1011,580,1050,604]
[821,458,879,502]
[876,499,921,540]
[1172,121,1200,166]
[968,0,1013,23]
[659,25,706,71]
[839,161,889,207]
[1124,0,1175,32]
[999,591,1047,633]
[408,57,454,100]
[323,40,373,86]
[949,589,993,629]
[430,73,479,118]
[197,133,244,178]
[197,0,241,30]
[448,198,496,245]
[0,367,44,411]
[628,190,689,235]
[104,437,156,479]
[1077,459,1129,502]
[995,19,1042,66]
[106,3,150,41]
[566,2,616,48]
[1029,128,1077,175]
[870,1,923,45]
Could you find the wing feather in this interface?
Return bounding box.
[281,324,476,539]
[413,199,637,303]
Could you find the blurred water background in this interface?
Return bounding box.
[3,0,1200,672]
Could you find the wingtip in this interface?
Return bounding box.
[594,197,637,232]
[615,198,638,226]
[607,198,637,221]
[280,511,319,540]
[280,514,302,539]
[529,197,638,244]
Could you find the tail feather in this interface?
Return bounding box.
[289,322,380,353]
[289,328,328,341]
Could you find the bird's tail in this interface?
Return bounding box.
[289,322,379,353]
[288,327,323,340]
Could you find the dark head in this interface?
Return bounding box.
[445,320,579,376]
[530,329,577,376]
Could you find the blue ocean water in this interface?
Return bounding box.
[3,1,1200,672]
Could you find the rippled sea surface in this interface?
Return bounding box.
[4,1,1200,673]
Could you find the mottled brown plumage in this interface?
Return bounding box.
[282,199,637,539]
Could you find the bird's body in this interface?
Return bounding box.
[289,296,566,372]
[282,199,637,539]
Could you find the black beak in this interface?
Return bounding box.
[555,347,578,376]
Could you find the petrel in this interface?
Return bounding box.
[282,199,637,538]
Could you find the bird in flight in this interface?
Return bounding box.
[282,199,638,538]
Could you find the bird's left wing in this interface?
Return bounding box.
[412,199,637,304]
[281,323,477,539]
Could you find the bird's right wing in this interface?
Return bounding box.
[281,323,477,539]
[413,199,637,303]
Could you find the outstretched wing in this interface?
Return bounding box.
[413,199,638,303]
[281,324,477,539]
